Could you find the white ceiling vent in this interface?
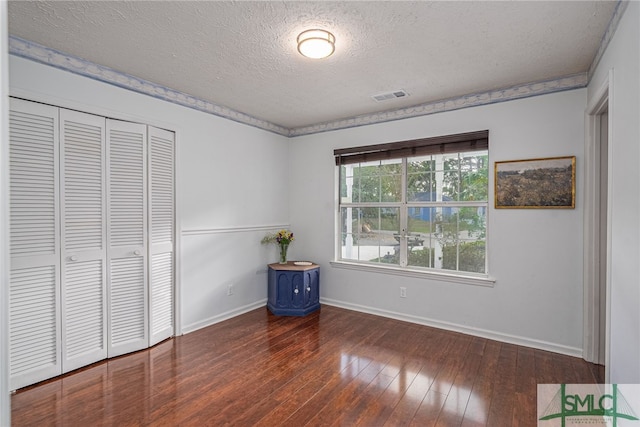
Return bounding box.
[372,89,409,102]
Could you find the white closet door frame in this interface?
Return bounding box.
[59,108,108,373]
[8,99,62,390]
[148,126,175,345]
[106,119,149,357]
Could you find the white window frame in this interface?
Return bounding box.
[333,135,494,287]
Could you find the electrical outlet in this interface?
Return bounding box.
[400,287,407,298]
[227,283,234,296]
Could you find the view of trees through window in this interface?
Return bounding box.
[339,150,488,274]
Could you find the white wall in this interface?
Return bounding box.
[8,55,290,334]
[588,1,640,383]
[290,89,587,355]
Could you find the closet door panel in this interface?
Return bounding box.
[150,252,173,344]
[110,257,145,347]
[107,119,148,357]
[148,127,174,345]
[60,109,108,372]
[63,260,105,367]
[8,99,62,389]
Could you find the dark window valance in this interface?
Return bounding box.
[334,130,489,165]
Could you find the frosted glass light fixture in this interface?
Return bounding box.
[297,29,335,59]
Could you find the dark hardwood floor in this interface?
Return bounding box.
[12,305,598,426]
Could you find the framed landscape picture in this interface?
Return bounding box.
[494,156,575,209]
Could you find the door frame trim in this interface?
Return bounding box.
[583,70,613,383]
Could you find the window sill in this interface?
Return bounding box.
[329,260,496,287]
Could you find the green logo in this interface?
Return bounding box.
[539,384,639,426]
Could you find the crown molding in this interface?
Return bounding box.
[588,0,628,82]
[8,36,290,137]
[9,9,622,140]
[288,73,588,137]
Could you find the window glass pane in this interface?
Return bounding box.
[358,175,380,202]
[380,173,401,202]
[437,209,460,271]
[442,153,461,201]
[379,160,401,202]
[438,207,487,273]
[352,161,378,203]
[340,206,360,235]
[350,159,402,203]
[459,152,489,202]
[362,207,400,265]
[407,207,437,268]
[344,163,370,203]
[339,165,354,201]
[340,207,400,265]
[379,160,402,175]
[379,208,399,232]
[407,156,435,202]
[410,151,489,203]
[340,206,359,262]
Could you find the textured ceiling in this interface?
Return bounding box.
[8,1,617,132]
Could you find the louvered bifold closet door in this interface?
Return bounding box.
[148,127,175,345]
[60,109,108,373]
[8,99,62,390]
[106,119,149,357]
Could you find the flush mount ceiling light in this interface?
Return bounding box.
[297,29,336,59]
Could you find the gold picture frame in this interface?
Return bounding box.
[494,156,576,209]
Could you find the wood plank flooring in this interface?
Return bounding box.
[11,305,598,426]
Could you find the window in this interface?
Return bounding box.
[336,131,489,276]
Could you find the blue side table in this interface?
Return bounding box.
[267,262,320,316]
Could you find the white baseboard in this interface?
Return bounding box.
[321,297,583,358]
[181,299,267,334]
